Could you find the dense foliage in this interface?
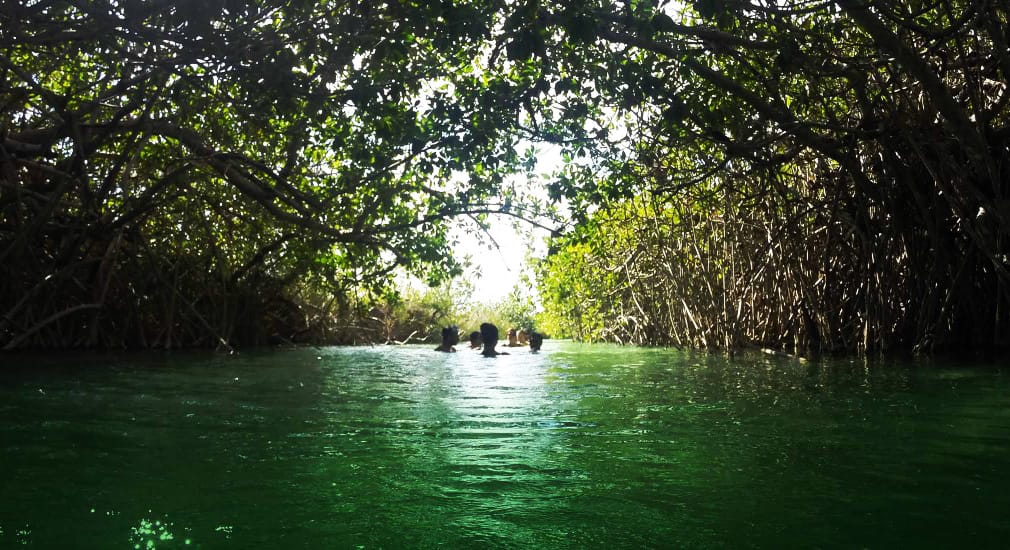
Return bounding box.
[3,0,1008,353]
[358,280,539,346]
[0,0,548,348]
[535,0,1010,355]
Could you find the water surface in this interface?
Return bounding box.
[2,343,1009,548]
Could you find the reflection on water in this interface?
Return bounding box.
[2,344,1010,548]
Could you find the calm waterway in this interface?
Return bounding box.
[2,343,1009,548]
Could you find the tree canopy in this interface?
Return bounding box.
[2,0,1008,352]
[529,0,1010,354]
[1,0,543,348]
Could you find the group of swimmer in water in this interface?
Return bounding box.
[434,323,543,356]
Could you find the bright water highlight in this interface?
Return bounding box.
[2,343,1010,548]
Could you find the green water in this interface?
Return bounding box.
[2,343,1009,548]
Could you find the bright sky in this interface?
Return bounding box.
[453,216,549,303]
[452,144,562,303]
[396,145,560,305]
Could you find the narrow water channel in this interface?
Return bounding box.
[2,344,1009,548]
